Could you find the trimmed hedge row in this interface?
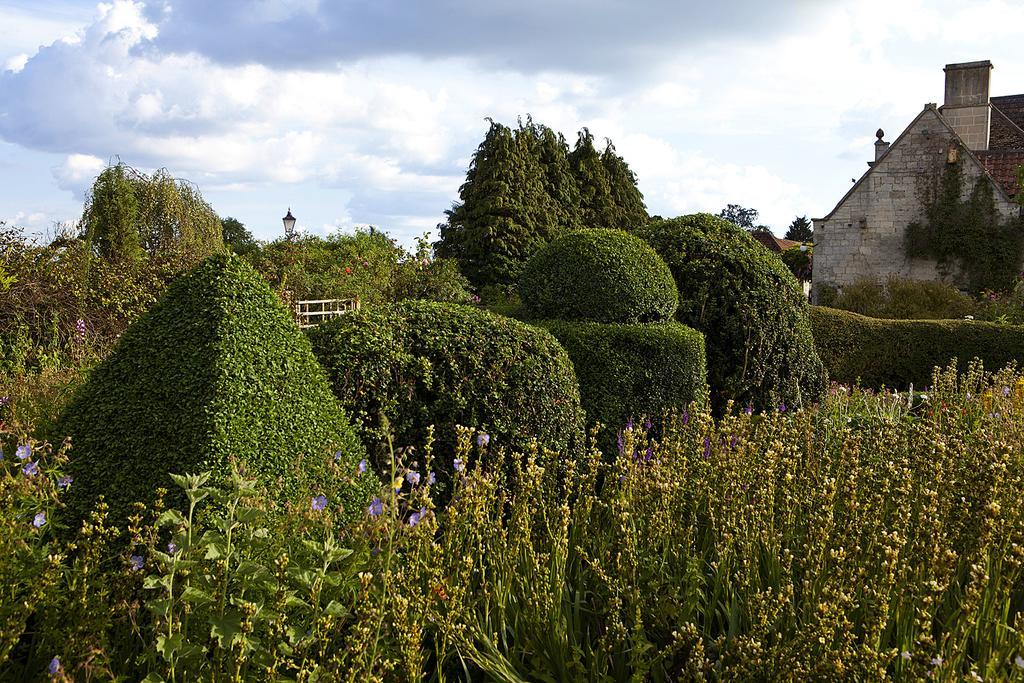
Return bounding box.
[810,306,1024,388]
[57,255,376,526]
[307,301,585,487]
[537,320,708,448]
[519,229,678,323]
[639,214,827,413]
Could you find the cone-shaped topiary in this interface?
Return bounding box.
[638,214,827,414]
[307,301,585,499]
[519,229,678,323]
[57,254,377,526]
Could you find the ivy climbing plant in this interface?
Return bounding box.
[905,157,1024,293]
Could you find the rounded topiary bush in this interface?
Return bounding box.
[56,254,377,527]
[519,229,678,323]
[307,301,585,489]
[537,320,708,450]
[638,214,827,413]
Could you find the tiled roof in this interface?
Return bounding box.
[990,95,1024,149]
[977,150,1024,197]
[750,231,804,253]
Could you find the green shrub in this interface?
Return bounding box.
[56,254,376,526]
[307,301,585,481]
[639,214,827,413]
[809,305,1024,388]
[519,229,678,323]
[537,320,707,449]
[827,276,976,320]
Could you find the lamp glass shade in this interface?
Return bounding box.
[282,209,296,235]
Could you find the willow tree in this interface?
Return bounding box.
[601,140,648,230]
[82,163,223,263]
[569,129,618,231]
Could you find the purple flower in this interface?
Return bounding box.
[453,458,465,473]
[901,651,911,661]
[33,511,46,528]
[311,494,328,511]
[682,409,689,426]
[167,542,178,554]
[22,461,38,477]
[618,474,627,485]
[476,432,490,447]
[703,436,711,460]
[129,555,144,571]
[730,435,739,450]
[625,418,634,431]
[0,395,9,407]
[368,497,383,517]
[357,458,367,473]
[778,403,787,413]
[408,506,427,527]
[930,656,942,667]
[406,470,421,485]
[1015,656,1024,669]
[75,318,87,341]
[48,656,61,675]
[644,445,654,462]
[1003,385,1012,397]
[643,418,652,432]
[16,444,31,460]
[744,404,753,416]
[334,451,343,462]
[427,471,436,485]
[57,475,73,489]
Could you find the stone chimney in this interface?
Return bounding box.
[939,60,992,150]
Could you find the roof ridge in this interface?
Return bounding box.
[991,101,1024,140]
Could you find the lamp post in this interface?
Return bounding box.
[282,208,297,240]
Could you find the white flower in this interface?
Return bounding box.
[930,656,943,667]
[1015,655,1024,669]
[901,651,911,660]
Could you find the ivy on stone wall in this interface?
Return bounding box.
[905,158,1024,293]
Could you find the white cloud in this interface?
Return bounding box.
[4,54,29,74]
[52,153,106,197]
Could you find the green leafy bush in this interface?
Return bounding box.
[639,213,827,412]
[519,229,678,323]
[55,254,375,526]
[825,276,976,320]
[809,305,1024,388]
[537,320,707,448]
[307,301,585,478]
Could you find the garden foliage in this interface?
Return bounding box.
[810,305,1024,388]
[519,229,678,323]
[538,320,707,447]
[306,300,585,479]
[817,276,976,320]
[6,364,1024,680]
[639,213,827,412]
[55,254,375,525]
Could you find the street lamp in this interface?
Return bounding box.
[282,208,297,240]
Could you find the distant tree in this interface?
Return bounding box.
[222,216,259,256]
[569,128,618,230]
[436,120,550,288]
[718,204,759,231]
[82,163,223,262]
[601,140,649,230]
[785,215,813,242]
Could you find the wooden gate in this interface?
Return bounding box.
[294,299,360,329]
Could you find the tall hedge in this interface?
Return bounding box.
[57,255,376,525]
[307,301,585,482]
[810,306,1024,388]
[519,229,678,323]
[538,320,707,450]
[639,214,827,413]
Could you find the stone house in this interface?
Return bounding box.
[812,60,1024,301]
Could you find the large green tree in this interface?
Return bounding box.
[518,119,583,233]
[601,140,648,230]
[221,217,259,256]
[436,120,551,288]
[569,128,619,231]
[82,163,223,263]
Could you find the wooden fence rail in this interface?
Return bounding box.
[294,299,360,329]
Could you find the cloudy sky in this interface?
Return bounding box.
[2,0,1023,244]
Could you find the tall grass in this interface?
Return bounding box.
[3,363,1024,681]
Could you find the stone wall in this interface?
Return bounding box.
[812,105,1020,301]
